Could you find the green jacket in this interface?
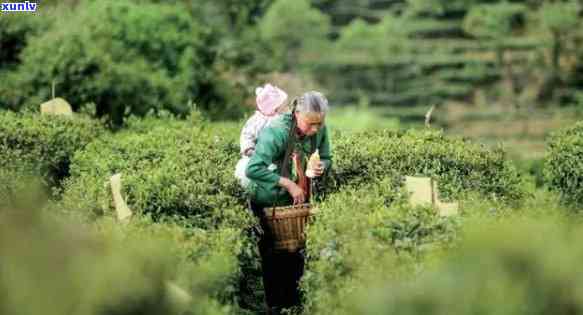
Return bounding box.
[245,113,332,207]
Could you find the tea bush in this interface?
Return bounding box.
[352,221,583,315]
[0,111,105,189]
[304,128,524,313]
[322,129,524,204]
[94,216,247,314]
[60,123,252,228]
[123,110,206,135]
[303,178,461,314]
[0,208,244,315]
[0,165,48,211]
[544,121,583,208]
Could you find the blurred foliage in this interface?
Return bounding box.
[2,0,583,122]
[544,121,583,208]
[93,216,247,314]
[514,157,545,189]
[539,1,581,36]
[537,0,582,100]
[352,220,583,315]
[333,14,409,58]
[1,0,234,126]
[259,0,331,69]
[311,0,582,109]
[325,104,400,132]
[0,165,48,211]
[0,0,282,126]
[404,0,479,17]
[0,206,247,315]
[463,3,527,40]
[0,13,52,73]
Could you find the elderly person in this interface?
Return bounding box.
[245,91,332,313]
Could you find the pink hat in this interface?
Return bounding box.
[255,84,288,117]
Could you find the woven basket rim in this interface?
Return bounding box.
[264,202,311,211]
[263,203,312,219]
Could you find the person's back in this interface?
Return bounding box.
[235,84,288,188]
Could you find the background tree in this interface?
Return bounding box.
[259,0,332,69]
[463,2,528,109]
[535,0,581,101]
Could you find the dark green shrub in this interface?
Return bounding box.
[60,123,252,228]
[322,129,524,204]
[0,111,105,189]
[187,0,280,74]
[544,121,583,207]
[1,0,245,126]
[0,13,51,74]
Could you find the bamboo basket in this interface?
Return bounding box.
[263,203,314,252]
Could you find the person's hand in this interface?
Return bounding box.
[287,182,306,205]
[313,162,325,177]
[278,177,306,205]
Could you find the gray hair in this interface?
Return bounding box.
[294,91,329,114]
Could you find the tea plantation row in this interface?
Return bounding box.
[1,110,582,314]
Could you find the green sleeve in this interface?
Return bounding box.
[245,127,286,184]
[319,125,333,171]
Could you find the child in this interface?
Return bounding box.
[235,83,288,187]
